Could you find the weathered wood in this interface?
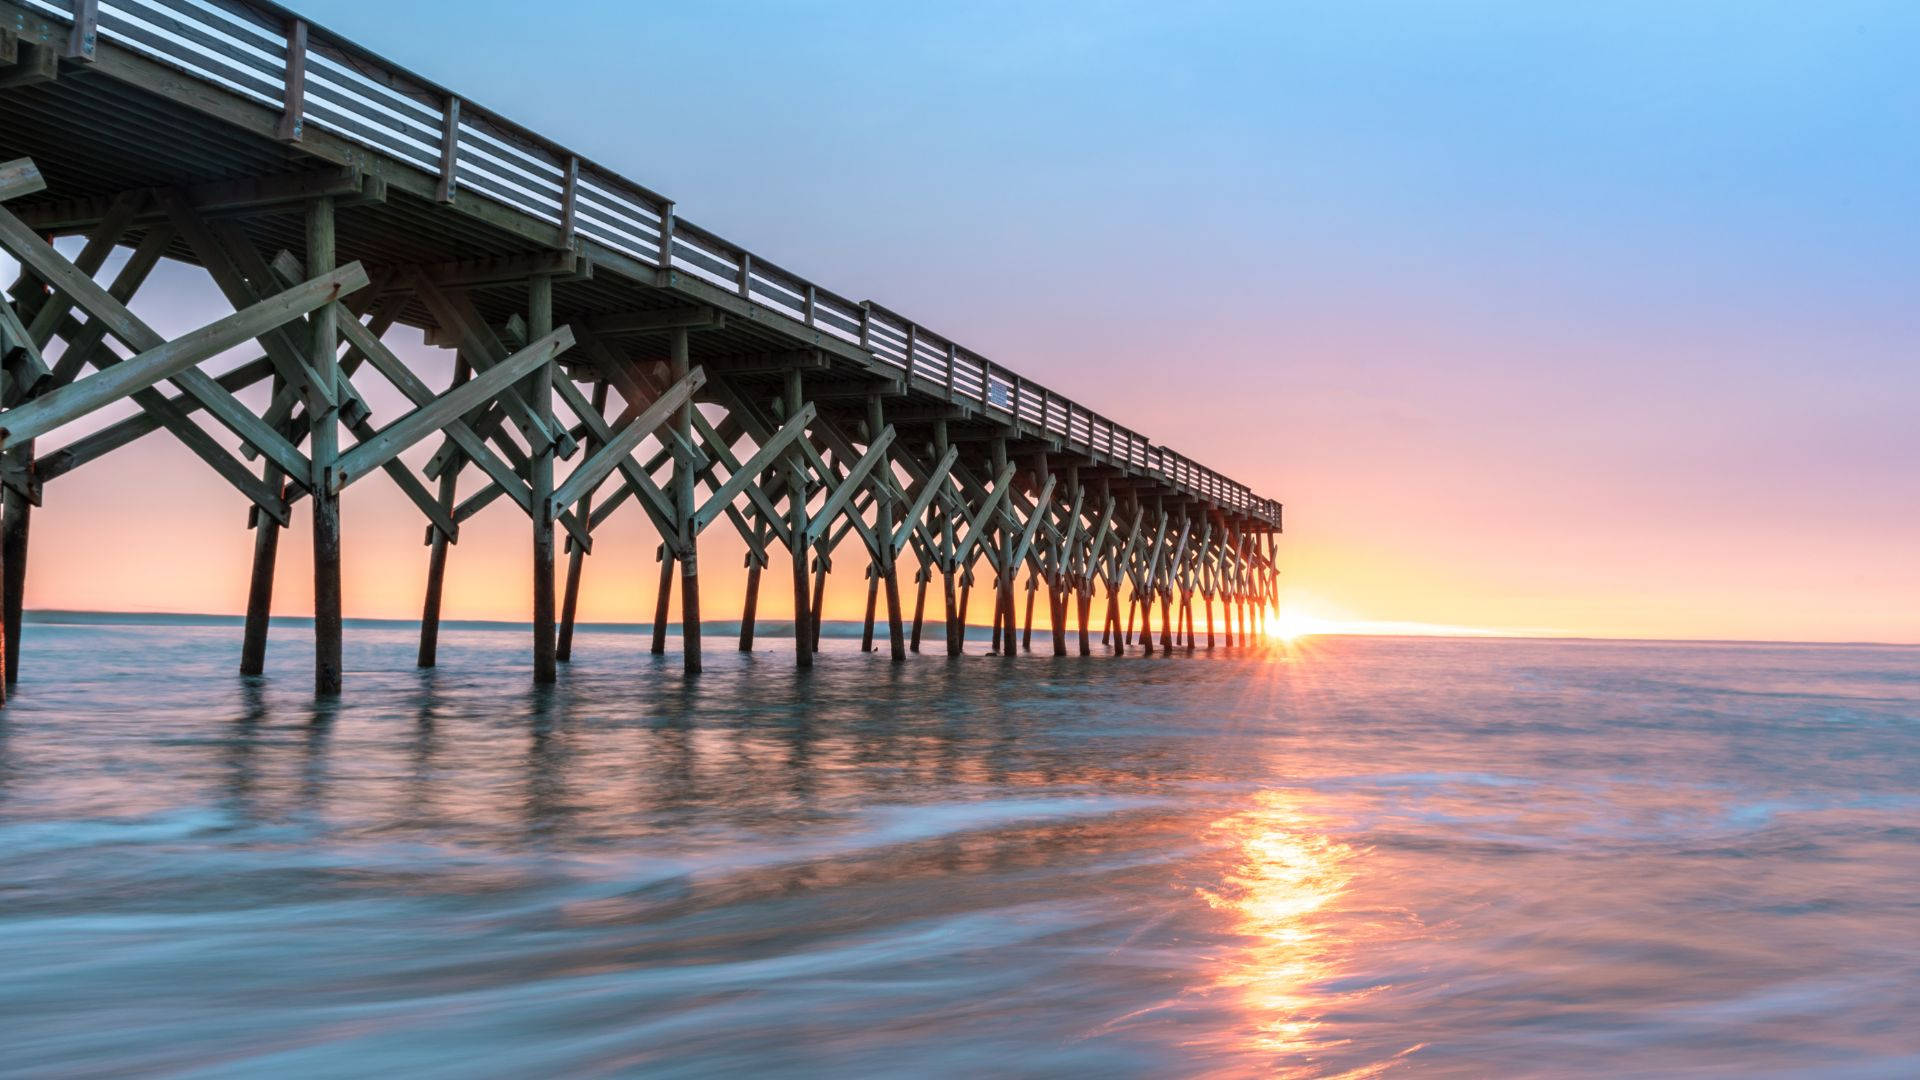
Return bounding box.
[0,159,45,203]
[669,327,701,674]
[690,400,811,534]
[650,551,673,656]
[557,379,608,664]
[785,369,812,669]
[548,366,703,515]
[330,327,573,492]
[529,274,558,685]
[276,19,307,141]
[804,426,895,545]
[0,263,366,443]
[0,206,323,480]
[64,0,97,62]
[308,197,343,696]
[419,355,470,668]
[239,375,292,677]
[17,167,366,234]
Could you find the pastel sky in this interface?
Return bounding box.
[13,1,1919,642]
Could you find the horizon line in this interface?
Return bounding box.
[18,608,1916,650]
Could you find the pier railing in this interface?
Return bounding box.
[17,0,1279,526]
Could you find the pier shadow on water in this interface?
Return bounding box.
[1,623,1918,1077]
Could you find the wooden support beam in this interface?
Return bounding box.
[549,366,703,515]
[16,167,369,233]
[0,159,45,203]
[0,43,57,90]
[529,273,557,684]
[804,426,895,545]
[689,400,812,534]
[330,327,573,492]
[584,305,718,336]
[411,276,572,458]
[669,327,700,674]
[557,378,608,663]
[785,368,812,669]
[418,354,469,668]
[308,196,343,695]
[0,205,319,482]
[0,264,366,443]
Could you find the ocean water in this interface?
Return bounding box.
[0,622,1916,1078]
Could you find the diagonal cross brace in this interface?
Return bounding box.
[331,326,574,493]
[549,366,704,519]
[691,399,813,535]
[0,264,368,444]
[0,204,315,482]
[805,426,895,546]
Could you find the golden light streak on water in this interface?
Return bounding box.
[1197,790,1418,1077]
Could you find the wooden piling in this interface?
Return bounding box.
[530,273,557,684]
[784,368,812,670]
[1,439,28,686]
[860,567,878,652]
[306,195,342,696]
[416,356,465,669]
[650,552,673,655]
[669,326,700,675]
[556,379,606,664]
[239,373,288,676]
[909,566,927,652]
[739,554,762,652]
[809,561,827,652]
[1022,574,1037,653]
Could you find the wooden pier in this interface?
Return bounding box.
[0,0,1281,699]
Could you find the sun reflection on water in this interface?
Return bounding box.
[1198,791,1417,1077]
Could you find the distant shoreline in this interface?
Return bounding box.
[18,610,1914,649]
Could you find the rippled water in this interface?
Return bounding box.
[1,623,1916,1077]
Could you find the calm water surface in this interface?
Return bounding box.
[1,624,1916,1078]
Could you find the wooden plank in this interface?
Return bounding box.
[0,263,367,444]
[163,197,336,408]
[34,356,276,482]
[890,445,959,555]
[410,276,571,456]
[0,159,44,203]
[17,167,365,233]
[1010,475,1059,570]
[690,400,813,534]
[549,366,703,515]
[0,206,324,479]
[805,426,894,545]
[0,42,57,89]
[331,326,574,492]
[63,0,97,62]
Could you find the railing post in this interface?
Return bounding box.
[558,156,579,248]
[436,97,460,203]
[64,0,97,63]
[656,199,675,269]
[738,251,752,299]
[275,18,306,141]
